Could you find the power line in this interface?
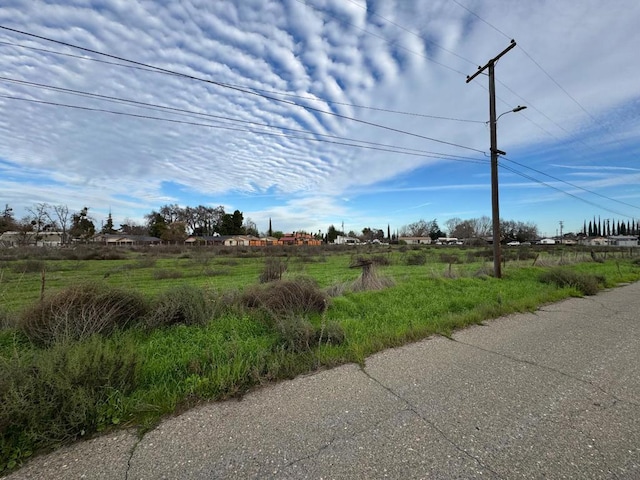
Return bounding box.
[0,76,485,163]
[0,93,488,166]
[501,156,640,212]
[0,38,484,124]
[0,25,485,153]
[499,162,637,219]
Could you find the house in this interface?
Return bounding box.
[94,234,161,246]
[538,238,556,245]
[281,233,322,246]
[607,235,639,247]
[581,237,609,247]
[0,230,64,247]
[399,236,432,245]
[334,235,359,245]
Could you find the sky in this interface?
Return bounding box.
[1,0,639,238]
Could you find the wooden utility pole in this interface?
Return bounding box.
[466,40,517,279]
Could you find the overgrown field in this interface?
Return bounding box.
[1,244,639,473]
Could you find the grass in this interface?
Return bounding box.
[1,244,639,472]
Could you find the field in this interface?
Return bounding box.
[1,243,639,472]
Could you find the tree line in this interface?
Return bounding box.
[0,203,257,245]
[582,217,639,237]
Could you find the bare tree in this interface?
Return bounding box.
[26,203,51,243]
[49,204,70,244]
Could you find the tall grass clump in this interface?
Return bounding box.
[259,257,288,283]
[145,285,213,329]
[0,335,137,472]
[539,268,604,296]
[242,277,328,317]
[19,283,148,346]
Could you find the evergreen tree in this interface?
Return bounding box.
[268,218,273,237]
[588,220,593,237]
[101,212,117,234]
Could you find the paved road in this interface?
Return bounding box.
[8,282,640,479]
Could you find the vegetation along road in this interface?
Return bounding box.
[1,244,639,476]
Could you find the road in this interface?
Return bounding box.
[8,281,640,479]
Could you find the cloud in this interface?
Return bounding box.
[0,0,638,237]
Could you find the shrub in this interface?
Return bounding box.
[406,252,427,265]
[11,260,46,274]
[19,283,148,346]
[242,277,328,317]
[259,257,288,283]
[0,335,137,472]
[145,285,213,329]
[273,315,317,353]
[539,268,603,296]
[153,269,183,280]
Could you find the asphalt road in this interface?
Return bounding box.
[8,282,640,479]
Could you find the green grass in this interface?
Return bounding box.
[1,245,639,472]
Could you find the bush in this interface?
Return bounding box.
[0,336,137,472]
[539,268,604,296]
[259,257,288,283]
[153,269,183,280]
[19,283,148,346]
[11,260,46,274]
[145,285,213,329]
[406,252,427,265]
[242,277,328,317]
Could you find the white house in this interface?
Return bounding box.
[334,235,359,245]
[608,235,639,247]
[538,238,556,245]
[399,236,432,245]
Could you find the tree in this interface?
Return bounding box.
[69,207,95,241]
[26,203,52,243]
[399,219,429,237]
[361,227,384,242]
[101,212,117,234]
[120,219,147,236]
[268,218,273,237]
[161,221,187,243]
[219,210,244,235]
[146,212,167,239]
[272,231,284,239]
[428,219,444,241]
[50,204,71,244]
[243,218,259,237]
[326,225,343,243]
[0,204,16,233]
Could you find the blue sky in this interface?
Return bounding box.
[0,0,639,238]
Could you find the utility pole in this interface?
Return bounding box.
[466,39,517,279]
[559,220,564,244]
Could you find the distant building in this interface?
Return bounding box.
[607,235,639,247]
[399,236,432,245]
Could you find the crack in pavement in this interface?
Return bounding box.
[358,365,505,480]
[269,406,413,479]
[451,339,640,408]
[124,433,144,480]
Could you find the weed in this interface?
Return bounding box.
[145,285,213,329]
[259,257,288,283]
[0,335,137,471]
[153,269,184,280]
[539,268,604,295]
[11,260,46,274]
[242,277,328,317]
[19,283,148,346]
[406,252,427,265]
